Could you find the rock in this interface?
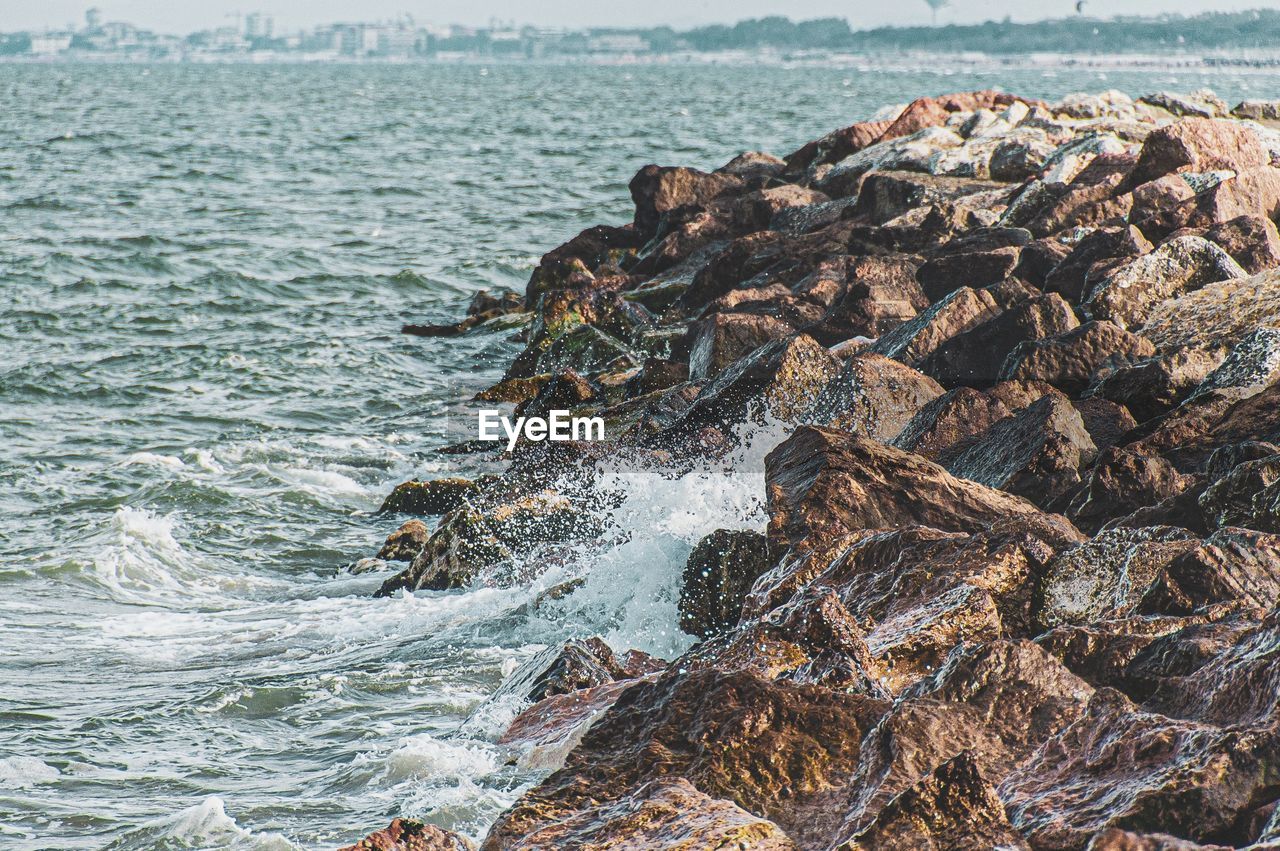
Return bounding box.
[1182,166,1280,230]
[1000,687,1280,849]
[339,819,474,851]
[515,369,595,421]
[481,669,889,851]
[921,292,1080,388]
[1090,349,1226,423]
[839,753,1029,851]
[891,387,1012,462]
[1188,327,1280,404]
[1035,526,1200,629]
[808,353,945,441]
[678,529,771,639]
[1073,397,1139,454]
[943,392,1098,507]
[1021,173,1134,239]
[1141,267,1280,352]
[879,90,1044,140]
[915,246,1022,302]
[1085,236,1247,331]
[488,637,665,708]
[1043,225,1153,304]
[871,286,1002,367]
[378,477,481,515]
[1054,90,1140,120]
[474,375,550,405]
[1016,238,1073,289]
[1139,90,1230,119]
[990,135,1059,182]
[526,224,643,299]
[802,255,930,346]
[785,119,894,173]
[628,165,743,240]
[535,323,636,375]
[624,357,689,397]
[1068,447,1196,533]
[1195,214,1280,274]
[852,171,1010,225]
[687,312,795,381]
[1001,321,1156,396]
[1233,100,1280,121]
[497,678,645,773]
[1129,117,1269,186]
[764,426,1071,557]
[1087,829,1232,850]
[1199,453,1280,531]
[1143,528,1280,614]
[491,778,798,851]
[467,288,524,318]
[662,333,841,440]
[376,519,431,562]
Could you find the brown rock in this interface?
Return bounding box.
[686,312,794,381]
[785,119,894,173]
[764,426,1072,557]
[1196,214,1280,274]
[1016,238,1074,288]
[339,818,474,851]
[525,224,643,299]
[1142,528,1280,614]
[376,519,431,562]
[943,392,1098,507]
[678,529,771,639]
[628,165,744,240]
[1185,166,1280,229]
[839,753,1029,851]
[808,352,945,441]
[878,90,1044,140]
[1001,321,1156,396]
[802,255,930,346]
[871,286,1002,367]
[852,171,1010,225]
[1199,452,1280,532]
[481,669,889,851]
[1068,447,1196,533]
[1043,225,1153,304]
[891,387,1012,462]
[1129,117,1269,186]
[515,369,595,421]
[921,292,1080,388]
[1085,236,1247,331]
[1087,828,1231,850]
[378,477,481,515]
[915,246,1022,302]
[1073,397,1139,453]
[1090,348,1226,423]
[624,357,689,397]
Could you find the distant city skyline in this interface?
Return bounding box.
[5,0,1271,35]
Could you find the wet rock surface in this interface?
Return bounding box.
[364,90,1280,850]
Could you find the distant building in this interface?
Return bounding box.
[587,33,649,54]
[244,13,274,40]
[30,34,73,55]
[85,8,103,30]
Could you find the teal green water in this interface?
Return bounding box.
[2,62,1278,850]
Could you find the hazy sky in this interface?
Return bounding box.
[3,0,1270,34]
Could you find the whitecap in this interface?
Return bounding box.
[0,755,60,788]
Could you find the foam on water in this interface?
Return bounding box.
[0,757,61,788]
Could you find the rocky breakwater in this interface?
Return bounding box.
[342,89,1280,850]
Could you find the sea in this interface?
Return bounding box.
[2,61,1277,850]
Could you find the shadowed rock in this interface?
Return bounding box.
[1002,321,1156,396]
[871,286,1002,367]
[678,529,771,639]
[891,387,1012,462]
[808,353,944,441]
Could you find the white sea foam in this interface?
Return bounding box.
[122,451,186,469]
[139,797,298,850]
[0,756,61,788]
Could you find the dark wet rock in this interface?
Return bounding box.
[534,323,637,375]
[678,529,771,639]
[1088,829,1234,850]
[915,246,1021,302]
[467,287,524,318]
[808,352,945,442]
[801,255,930,346]
[839,752,1029,851]
[852,171,1010,225]
[514,369,595,422]
[765,427,1068,557]
[474,374,550,405]
[1073,397,1139,454]
[891,387,1012,462]
[921,292,1079,388]
[482,669,888,851]
[871,286,1002,367]
[492,777,799,851]
[496,678,644,774]
[1000,687,1280,850]
[1138,90,1230,119]
[1199,452,1280,531]
[1043,225,1152,304]
[1035,526,1200,629]
[686,312,794,382]
[1068,447,1196,533]
[526,224,643,300]
[660,333,840,441]
[378,477,482,515]
[491,637,666,707]
[984,275,1041,310]
[1194,214,1280,274]
[628,165,744,241]
[339,818,475,851]
[944,393,1097,507]
[1016,238,1073,289]
[1129,117,1269,186]
[1142,528,1280,614]
[376,519,431,562]
[1085,235,1247,331]
[1001,321,1156,396]
[623,357,688,397]
[1090,348,1226,423]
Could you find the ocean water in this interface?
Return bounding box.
[2,61,1278,850]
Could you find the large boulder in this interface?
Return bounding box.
[921,293,1080,388]
[1085,236,1247,331]
[1141,268,1280,352]
[628,165,743,240]
[943,393,1098,507]
[1001,321,1156,396]
[1090,348,1226,422]
[891,387,1013,462]
[915,246,1022,302]
[808,353,945,441]
[1129,117,1269,186]
[378,477,482,515]
[481,669,889,851]
[802,255,930,345]
[1196,214,1280,274]
[678,529,772,639]
[1043,225,1153,304]
[871,286,1003,367]
[686,312,794,381]
[764,426,1073,556]
[1068,447,1196,533]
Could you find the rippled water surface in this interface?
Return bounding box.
[2,61,1279,850]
